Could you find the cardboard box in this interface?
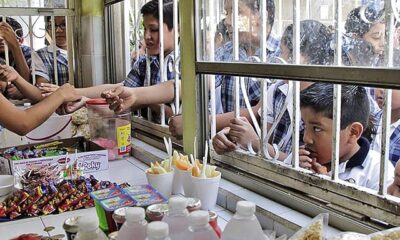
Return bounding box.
[0,137,108,175]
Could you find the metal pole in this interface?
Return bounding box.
[50,15,58,86]
[331,0,343,181]
[159,0,166,126]
[291,0,300,168]
[28,0,36,85]
[66,15,75,85]
[260,0,268,158]
[378,0,395,195]
[209,0,216,138]
[173,0,180,115]
[233,0,240,118]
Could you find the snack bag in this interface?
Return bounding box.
[368,227,400,240]
[328,232,369,240]
[289,213,329,240]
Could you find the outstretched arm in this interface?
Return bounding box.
[0,83,80,135]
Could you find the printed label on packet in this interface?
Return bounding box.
[122,185,154,195]
[117,124,131,155]
[90,187,123,201]
[99,195,135,211]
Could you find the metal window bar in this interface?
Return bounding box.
[173,0,180,116]
[331,0,343,181]
[291,0,300,169]
[260,0,269,158]
[28,0,37,85]
[50,15,59,86]
[66,15,74,84]
[158,0,165,126]
[2,16,10,66]
[209,0,216,138]
[233,0,240,118]
[378,0,395,195]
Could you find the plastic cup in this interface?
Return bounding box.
[172,166,184,195]
[182,168,195,197]
[191,172,221,210]
[146,168,174,199]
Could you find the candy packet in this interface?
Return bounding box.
[289,213,329,240]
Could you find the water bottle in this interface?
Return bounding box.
[74,215,108,240]
[117,207,147,240]
[145,221,171,240]
[221,201,266,240]
[185,210,219,240]
[162,196,189,240]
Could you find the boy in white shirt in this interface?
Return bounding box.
[299,83,394,191]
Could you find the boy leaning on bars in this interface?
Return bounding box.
[299,83,395,192]
[55,0,178,118]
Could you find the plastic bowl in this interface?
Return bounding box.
[0,175,14,196]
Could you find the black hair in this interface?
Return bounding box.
[282,20,334,65]
[0,17,23,38]
[141,0,174,31]
[242,0,275,28]
[345,5,384,37]
[300,83,370,130]
[215,18,229,42]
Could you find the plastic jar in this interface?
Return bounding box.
[86,99,131,160]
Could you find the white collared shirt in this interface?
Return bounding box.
[338,150,394,191]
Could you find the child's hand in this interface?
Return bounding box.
[388,161,400,197]
[56,97,87,115]
[299,145,313,170]
[0,65,20,83]
[6,84,23,99]
[228,117,259,148]
[57,83,81,102]
[311,158,329,175]
[101,86,136,114]
[212,127,237,155]
[0,22,20,49]
[38,82,59,96]
[168,114,182,137]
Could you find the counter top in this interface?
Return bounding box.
[0,157,231,240]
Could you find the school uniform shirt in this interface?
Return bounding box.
[33,46,69,86]
[370,112,400,166]
[123,51,179,122]
[338,137,394,191]
[214,33,280,113]
[0,45,32,67]
[123,51,177,88]
[257,81,304,157]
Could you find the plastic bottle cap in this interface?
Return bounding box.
[168,196,188,210]
[236,201,256,217]
[189,210,209,226]
[78,215,99,232]
[126,207,145,223]
[147,221,169,238]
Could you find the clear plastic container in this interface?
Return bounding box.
[162,196,189,240]
[221,201,266,240]
[75,215,108,240]
[86,99,131,160]
[146,221,171,240]
[117,207,148,240]
[184,210,219,240]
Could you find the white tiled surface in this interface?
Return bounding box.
[0,158,229,239]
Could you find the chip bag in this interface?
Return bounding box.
[368,227,400,240]
[289,213,329,240]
